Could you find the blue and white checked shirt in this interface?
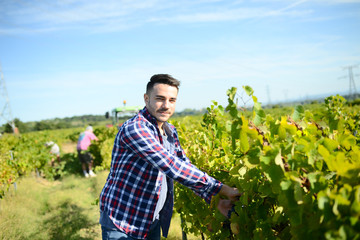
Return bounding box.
[99,107,222,239]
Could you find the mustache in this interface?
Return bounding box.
[157,108,170,113]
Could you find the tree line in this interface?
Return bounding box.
[1,114,109,133]
[1,109,207,134]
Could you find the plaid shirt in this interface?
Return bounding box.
[99,107,222,239]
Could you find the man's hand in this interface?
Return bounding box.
[217,199,233,217]
[219,184,242,202]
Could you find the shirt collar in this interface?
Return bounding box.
[140,107,157,125]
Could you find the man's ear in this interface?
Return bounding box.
[144,93,149,104]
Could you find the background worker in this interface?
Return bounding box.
[44,141,61,166]
[77,125,98,178]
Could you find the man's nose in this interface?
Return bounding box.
[162,100,170,108]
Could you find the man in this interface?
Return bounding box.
[77,125,98,177]
[99,74,240,239]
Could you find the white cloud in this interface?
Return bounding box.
[0,0,334,34]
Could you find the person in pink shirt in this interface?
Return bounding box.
[77,125,99,177]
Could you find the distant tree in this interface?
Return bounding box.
[34,121,53,131]
[6,114,112,132]
[3,118,28,133]
[3,122,14,133]
[55,121,72,129]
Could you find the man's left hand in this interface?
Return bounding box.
[217,199,233,218]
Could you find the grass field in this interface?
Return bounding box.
[0,170,199,240]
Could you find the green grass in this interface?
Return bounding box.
[0,171,199,240]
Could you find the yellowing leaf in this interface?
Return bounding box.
[294,182,304,205]
[338,133,356,150]
[275,150,284,172]
[323,138,339,152]
[285,124,297,136]
[240,129,249,153]
[239,166,247,177]
[318,144,330,159]
[278,125,287,140]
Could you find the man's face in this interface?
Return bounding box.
[144,83,178,125]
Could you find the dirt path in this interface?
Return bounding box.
[61,142,77,154]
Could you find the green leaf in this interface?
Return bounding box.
[243,85,254,96]
[267,165,283,193]
[294,182,303,204]
[253,109,266,126]
[292,105,305,121]
[280,180,292,191]
[253,101,261,111]
[259,183,273,197]
[229,164,241,176]
[226,87,237,101]
[247,147,260,165]
[260,156,271,165]
[218,105,224,115]
[272,206,284,222]
[228,103,239,118]
[318,195,329,210]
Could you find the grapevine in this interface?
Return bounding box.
[174,87,360,240]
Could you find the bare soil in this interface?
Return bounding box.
[61,142,77,154]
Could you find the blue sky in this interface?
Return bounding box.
[0,0,359,123]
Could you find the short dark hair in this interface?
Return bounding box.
[146,74,180,94]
